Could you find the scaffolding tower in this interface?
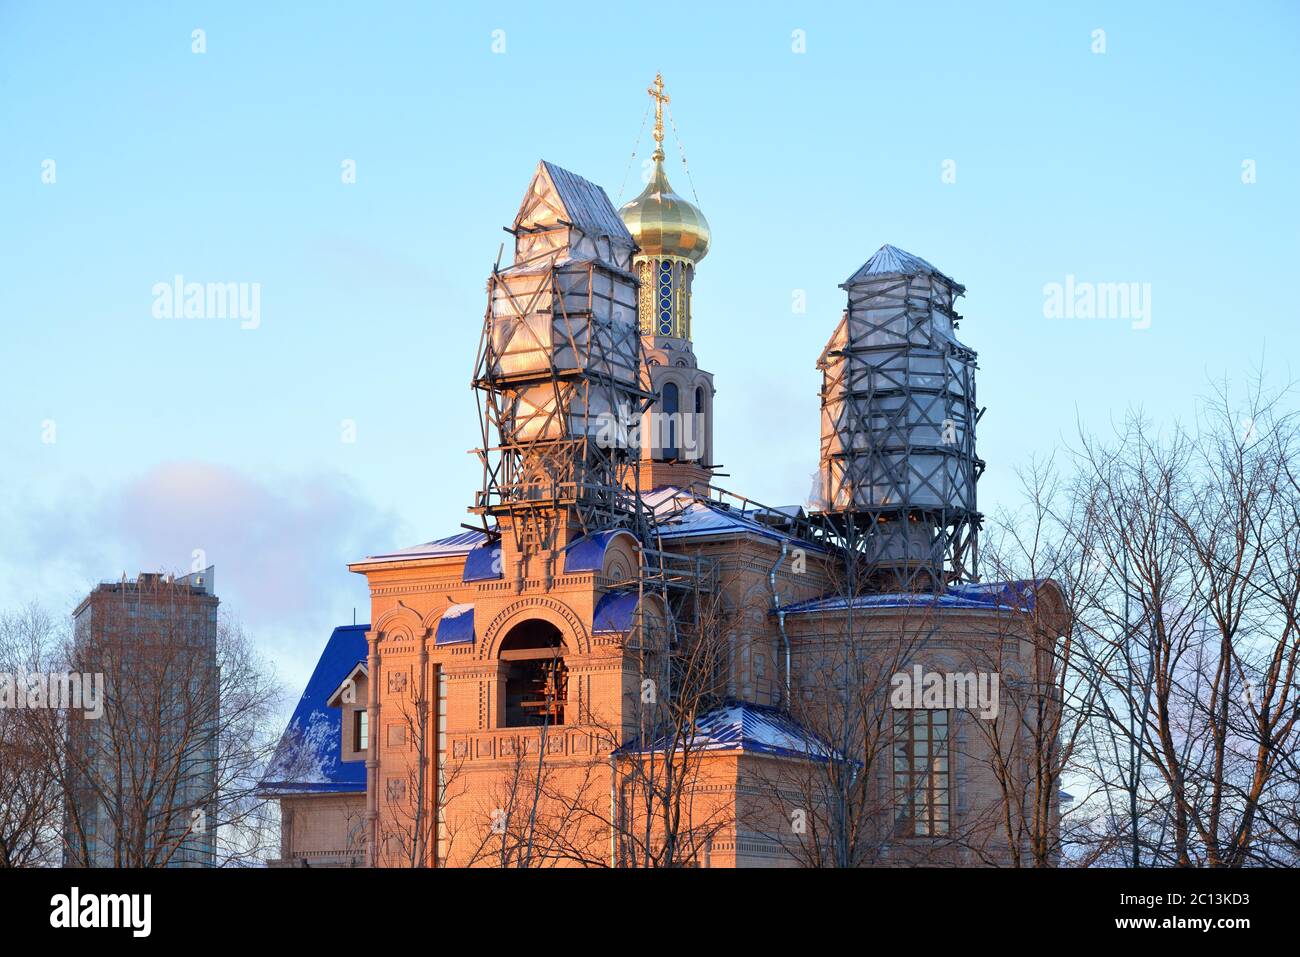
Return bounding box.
[470,160,716,613]
[813,245,984,591]
[471,161,653,555]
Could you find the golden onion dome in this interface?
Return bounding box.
[619,154,711,265]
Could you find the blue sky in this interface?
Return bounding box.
[2,1,1297,691]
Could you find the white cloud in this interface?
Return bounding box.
[2,461,400,686]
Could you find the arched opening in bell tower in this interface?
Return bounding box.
[499,619,568,728]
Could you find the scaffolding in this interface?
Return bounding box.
[813,245,983,591]
[472,161,652,556]
[471,160,715,624]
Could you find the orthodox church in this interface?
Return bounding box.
[260,77,1065,868]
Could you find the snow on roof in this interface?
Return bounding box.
[260,624,369,795]
[782,579,1044,616]
[618,700,837,761]
[843,243,964,293]
[951,580,1043,610]
[359,487,821,571]
[644,487,824,550]
[355,529,489,565]
[435,603,475,645]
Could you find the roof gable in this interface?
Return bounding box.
[324,661,368,708]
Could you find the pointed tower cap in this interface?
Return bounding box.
[843,244,964,293]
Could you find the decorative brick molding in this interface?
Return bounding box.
[478,595,590,659]
[373,603,423,639]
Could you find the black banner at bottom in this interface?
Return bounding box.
[0,865,1285,944]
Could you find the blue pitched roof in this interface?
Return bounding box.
[644,487,826,553]
[618,700,837,762]
[359,488,825,575]
[259,624,369,795]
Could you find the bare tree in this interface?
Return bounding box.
[0,605,65,866]
[1024,373,1300,868]
[13,591,283,867]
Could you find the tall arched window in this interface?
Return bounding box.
[662,382,679,460]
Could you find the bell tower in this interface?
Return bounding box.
[619,75,715,492]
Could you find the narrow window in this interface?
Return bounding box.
[354,708,369,752]
[893,709,949,836]
[693,386,706,462]
[662,382,679,460]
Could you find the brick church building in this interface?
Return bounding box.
[260,77,1066,868]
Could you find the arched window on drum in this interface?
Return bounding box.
[662,382,679,460]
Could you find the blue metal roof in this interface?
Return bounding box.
[618,700,837,761]
[950,580,1041,610]
[563,529,631,574]
[462,540,503,582]
[435,603,475,645]
[593,589,639,633]
[782,579,1042,616]
[260,624,369,795]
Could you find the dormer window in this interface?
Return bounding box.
[325,661,369,761]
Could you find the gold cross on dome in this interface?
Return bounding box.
[648,73,670,155]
